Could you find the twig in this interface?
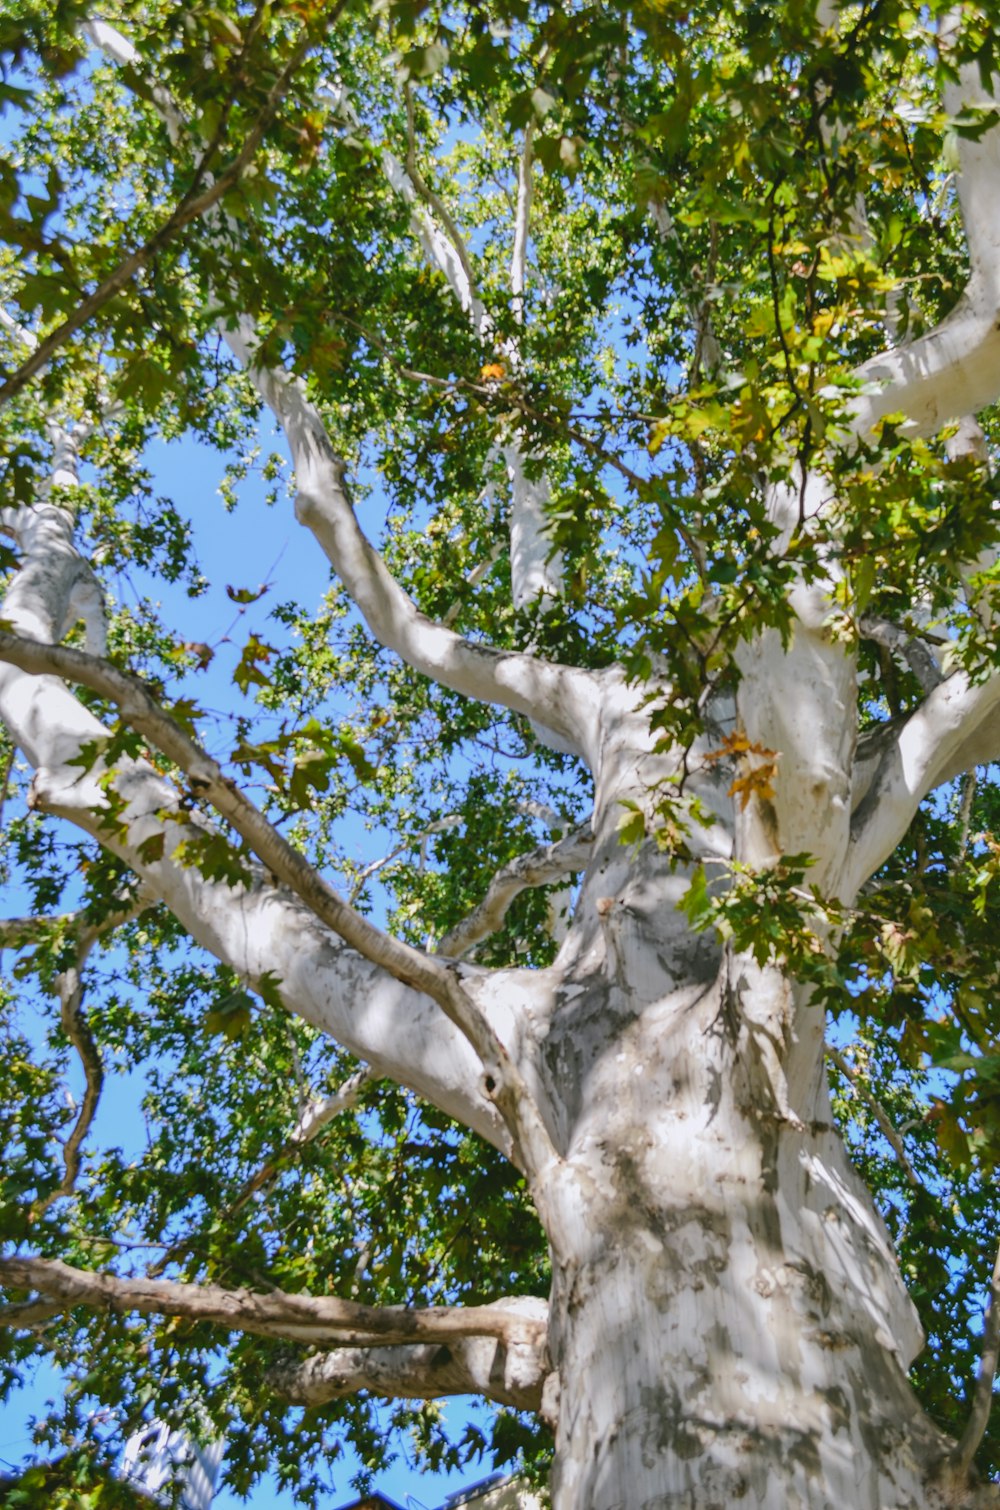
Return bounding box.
[348,816,461,903]
[951,1237,1000,1476]
[827,1045,923,1190]
[148,1068,372,1278]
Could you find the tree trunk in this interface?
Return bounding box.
[515,659,990,1509]
[533,959,966,1509]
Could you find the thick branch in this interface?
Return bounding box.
[849,33,1000,440]
[438,823,593,958]
[0,623,507,1149]
[858,615,942,695]
[269,1301,548,1412]
[86,27,587,756]
[0,1256,549,1354]
[0,633,463,1006]
[0,633,561,1173]
[844,669,1000,896]
[227,346,590,756]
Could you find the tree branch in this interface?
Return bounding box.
[224,342,591,756]
[404,84,479,309]
[381,120,565,613]
[31,894,150,1218]
[149,1068,374,1282]
[86,29,590,755]
[0,537,508,1149]
[0,1255,549,1355]
[0,633,461,1006]
[0,616,496,1148]
[510,124,535,328]
[858,615,942,695]
[951,1237,1000,1478]
[827,1046,923,1190]
[268,1298,549,1412]
[438,823,593,959]
[0,630,561,1175]
[844,668,1000,896]
[849,27,1000,440]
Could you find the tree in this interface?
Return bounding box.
[4,0,1000,1503]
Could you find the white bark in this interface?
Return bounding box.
[0,478,508,1146]
[850,27,1000,441]
[845,667,1000,896]
[82,23,587,756]
[269,1296,549,1412]
[382,125,565,611]
[438,823,592,958]
[220,329,593,758]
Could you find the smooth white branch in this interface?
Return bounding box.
[83,24,584,755]
[0,630,562,1174]
[225,340,591,756]
[850,27,1000,439]
[858,615,942,695]
[845,668,1000,895]
[269,1295,549,1412]
[382,125,564,612]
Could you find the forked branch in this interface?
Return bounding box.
[85,22,592,758]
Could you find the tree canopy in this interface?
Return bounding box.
[4,0,1000,1504]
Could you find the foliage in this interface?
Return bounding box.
[2,0,1000,1501]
